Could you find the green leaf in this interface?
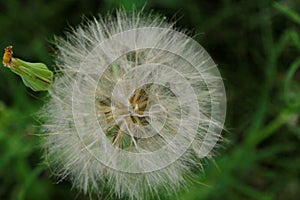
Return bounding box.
[274,2,300,25]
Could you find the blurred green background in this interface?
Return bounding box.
[0,0,300,199]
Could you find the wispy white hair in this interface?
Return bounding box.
[40,8,226,200]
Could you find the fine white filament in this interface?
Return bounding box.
[40,9,226,200]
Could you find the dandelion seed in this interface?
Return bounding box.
[40,9,226,200]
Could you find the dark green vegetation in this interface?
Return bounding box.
[0,0,299,199]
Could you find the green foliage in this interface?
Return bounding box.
[0,0,300,199]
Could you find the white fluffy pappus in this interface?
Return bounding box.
[40,9,226,200]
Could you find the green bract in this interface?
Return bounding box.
[2,46,53,91]
[11,58,53,91]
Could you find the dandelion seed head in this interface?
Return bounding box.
[40,8,226,200]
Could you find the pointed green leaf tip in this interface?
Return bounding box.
[2,46,53,91]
